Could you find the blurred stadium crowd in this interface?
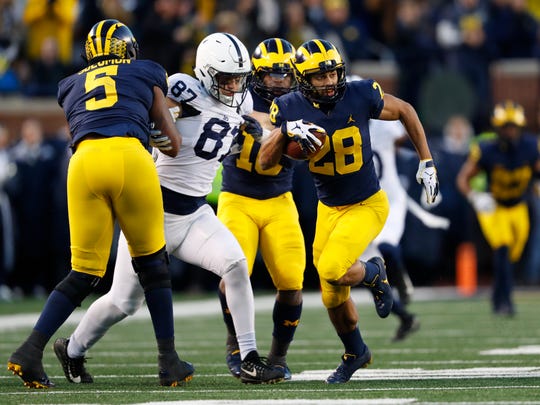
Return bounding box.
[0,0,539,300]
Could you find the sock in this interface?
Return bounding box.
[270,300,302,358]
[69,294,128,358]
[222,263,257,359]
[157,337,175,355]
[218,288,237,350]
[337,326,366,357]
[34,290,76,339]
[493,247,513,310]
[390,295,409,319]
[144,287,174,340]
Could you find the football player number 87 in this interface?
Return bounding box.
[85,66,119,110]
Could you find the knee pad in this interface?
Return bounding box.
[132,246,172,292]
[55,270,101,307]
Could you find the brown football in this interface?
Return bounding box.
[284,129,327,160]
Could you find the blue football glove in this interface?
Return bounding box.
[416,159,439,204]
[281,119,324,154]
[241,114,263,142]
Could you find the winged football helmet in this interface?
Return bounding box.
[85,19,138,63]
[251,38,297,103]
[292,39,346,104]
[491,100,526,128]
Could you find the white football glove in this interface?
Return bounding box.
[281,119,324,154]
[169,106,180,122]
[149,129,173,151]
[416,159,439,204]
[467,191,496,213]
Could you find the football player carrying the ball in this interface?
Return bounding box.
[259,39,439,383]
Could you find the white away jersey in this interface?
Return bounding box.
[154,73,251,196]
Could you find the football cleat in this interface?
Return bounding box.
[158,352,194,386]
[53,338,93,383]
[7,345,54,389]
[393,315,420,342]
[273,364,292,381]
[240,351,285,384]
[226,349,241,378]
[326,348,372,384]
[362,257,393,318]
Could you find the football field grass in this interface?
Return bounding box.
[1,287,539,404]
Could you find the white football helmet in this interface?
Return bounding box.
[194,32,251,107]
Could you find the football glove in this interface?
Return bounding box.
[149,129,173,151]
[241,114,263,142]
[281,119,324,154]
[467,191,496,213]
[416,159,439,204]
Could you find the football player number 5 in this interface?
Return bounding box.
[85,66,119,110]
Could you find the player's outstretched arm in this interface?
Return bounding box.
[149,87,181,157]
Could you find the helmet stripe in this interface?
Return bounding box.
[94,20,106,56]
[103,23,120,56]
[223,32,245,68]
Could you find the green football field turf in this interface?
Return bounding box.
[1,287,539,404]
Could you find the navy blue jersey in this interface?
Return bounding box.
[475,134,540,206]
[221,88,297,199]
[271,79,384,206]
[57,58,168,147]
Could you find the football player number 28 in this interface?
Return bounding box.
[309,126,363,175]
[85,66,119,110]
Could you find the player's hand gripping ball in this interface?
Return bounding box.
[282,119,327,160]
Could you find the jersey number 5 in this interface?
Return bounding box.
[85,66,119,110]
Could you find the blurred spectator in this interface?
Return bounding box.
[0,123,15,301]
[436,0,497,132]
[138,0,199,74]
[0,0,24,94]
[431,115,475,280]
[279,0,317,48]
[22,0,79,65]
[392,0,439,107]
[4,119,63,297]
[22,36,70,96]
[315,0,374,62]
[486,0,539,59]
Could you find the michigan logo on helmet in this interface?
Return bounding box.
[85,19,139,63]
[194,32,251,108]
[491,100,527,128]
[251,38,297,103]
[293,39,346,104]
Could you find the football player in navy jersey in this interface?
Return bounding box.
[259,39,439,383]
[457,100,540,316]
[7,19,189,389]
[217,38,303,380]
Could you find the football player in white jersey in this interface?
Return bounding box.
[53,33,285,385]
[361,118,420,341]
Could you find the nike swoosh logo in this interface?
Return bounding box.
[241,367,257,377]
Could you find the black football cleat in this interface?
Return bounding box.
[53,338,93,383]
[8,345,54,389]
[158,352,194,386]
[240,351,284,384]
[363,257,393,318]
